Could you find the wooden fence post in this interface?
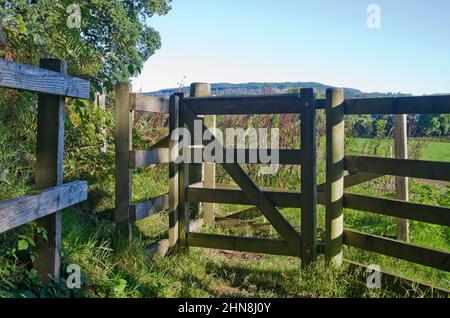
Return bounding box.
[177,93,190,249]
[168,94,180,248]
[115,83,132,241]
[300,88,317,266]
[190,83,215,225]
[394,114,409,242]
[325,88,345,266]
[34,59,66,282]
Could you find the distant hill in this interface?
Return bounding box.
[145,82,411,99]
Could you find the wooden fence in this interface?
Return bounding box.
[115,84,450,293]
[0,58,90,282]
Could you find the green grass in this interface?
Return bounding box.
[1,138,450,298]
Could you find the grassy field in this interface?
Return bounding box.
[1,137,449,298]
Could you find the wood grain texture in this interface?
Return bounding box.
[325,88,345,266]
[345,156,450,182]
[187,183,302,208]
[129,93,169,113]
[344,193,450,227]
[300,88,317,265]
[344,95,450,115]
[34,58,66,282]
[0,59,89,99]
[188,233,300,257]
[0,182,87,233]
[114,83,133,240]
[185,95,303,115]
[343,229,450,272]
[130,194,169,222]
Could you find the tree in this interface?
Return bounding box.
[0,0,171,91]
[416,114,450,137]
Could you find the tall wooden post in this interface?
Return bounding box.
[300,88,317,267]
[115,83,132,241]
[190,83,215,225]
[168,94,180,248]
[34,59,66,282]
[394,114,409,242]
[325,88,345,266]
[177,93,190,249]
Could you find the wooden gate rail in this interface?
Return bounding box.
[343,229,450,272]
[345,156,450,182]
[115,85,170,240]
[344,193,450,227]
[188,233,299,257]
[129,193,169,223]
[0,58,89,281]
[184,95,305,115]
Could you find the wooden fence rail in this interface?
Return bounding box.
[0,58,89,282]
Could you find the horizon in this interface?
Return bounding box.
[132,0,450,96]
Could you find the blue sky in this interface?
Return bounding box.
[132,0,450,95]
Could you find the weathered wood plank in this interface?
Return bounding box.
[344,193,450,227]
[300,88,317,266]
[188,233,300,257]
[188,182,327,206]
[185,95,303,115]
[34,59,66,282]
[344,96,450,115]
[0,59,90,99]
[129,149,169,168]
[344,260,450,298]
[345,156,450,182]
[343,229,450,272]
[130,193,169,222]
[187,183,302,208]
[115,83,133,240]
[129,93,169,113]
[0,182,87,234]
[325,88,345,266]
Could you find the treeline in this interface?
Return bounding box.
[347,114,450,138]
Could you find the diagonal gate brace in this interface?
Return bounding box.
[183,104,302,255]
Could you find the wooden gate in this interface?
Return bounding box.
[170,89,318,266]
